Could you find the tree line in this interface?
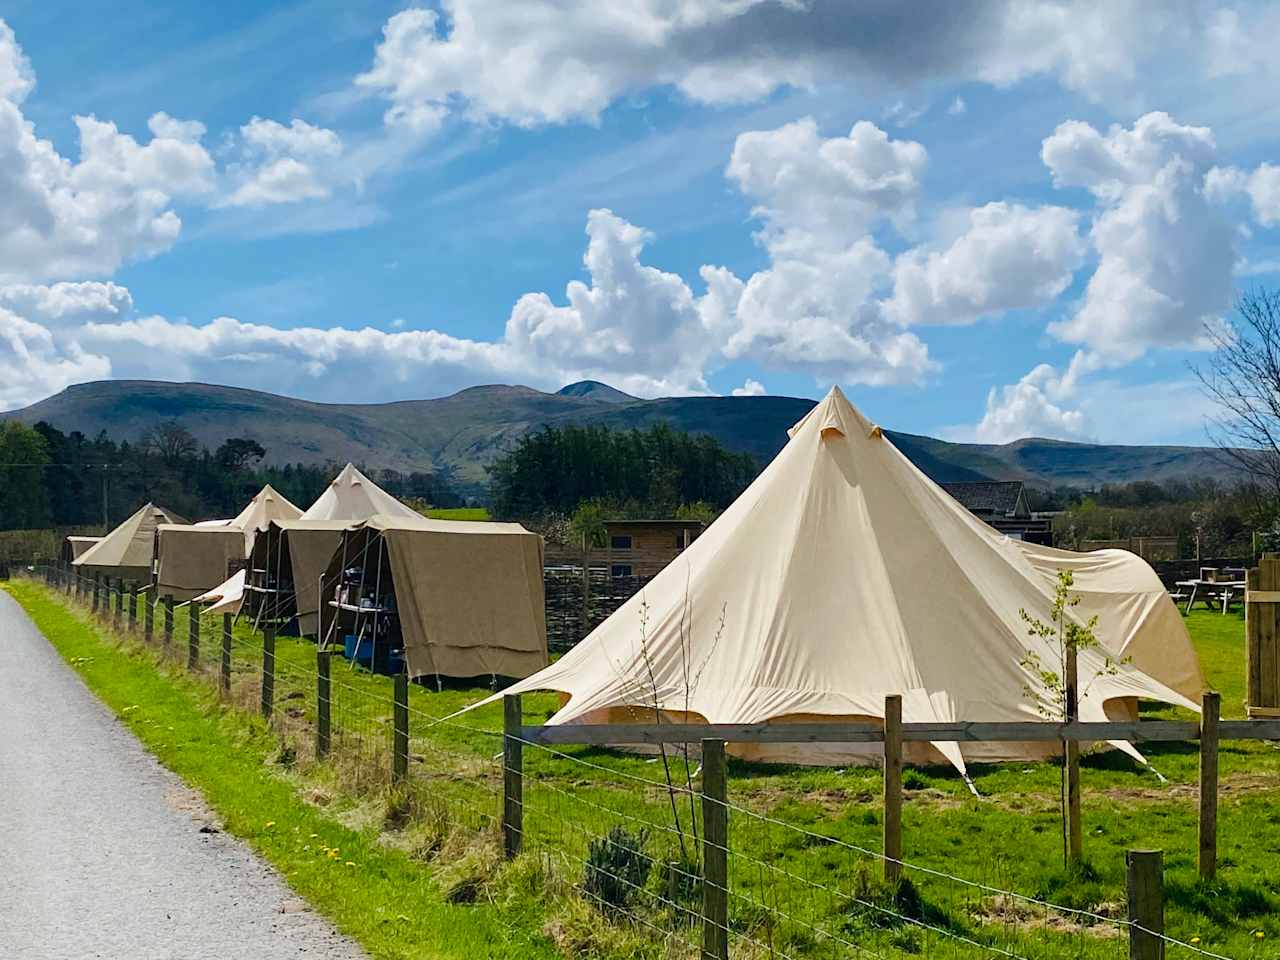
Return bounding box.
[488,422,758,523]
[0,420,462,532]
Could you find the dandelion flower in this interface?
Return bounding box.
[264,821,276,829]
[345,861,356,868]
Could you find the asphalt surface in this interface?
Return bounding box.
[0,590,367,960]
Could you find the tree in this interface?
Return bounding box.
[141,420,199,467]
[215,437,266,472]
[0,422,52,529]
[1198,288,1280,495]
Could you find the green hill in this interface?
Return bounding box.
[2,379,1241,497]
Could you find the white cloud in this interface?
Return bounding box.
[0,308,112,409]
[1207,162,1280,227]
[0,19,34,103]
[1042,112,1236,364]
[355,2,1264,133]
[947,96,966,115]
[885,202,1085,326]
[0,22,215,284]
[707,118,936,386]
[957,362,1089,444]
[223,117,345,207]
[731,378,765,397]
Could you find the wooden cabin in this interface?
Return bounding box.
[603,519,706,578]
[939,481,1052,545]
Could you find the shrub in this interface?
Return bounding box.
[583,826,652,913]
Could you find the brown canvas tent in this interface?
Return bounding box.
[246,465,417,634]
[62,536,101,564]
[154,485,302,601]
[319,514,547,681]
[73,503,187,583]
[470,387,1204,774]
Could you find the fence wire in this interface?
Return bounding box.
[19,564,1249,960]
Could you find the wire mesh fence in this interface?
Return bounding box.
[17,562,1257,960]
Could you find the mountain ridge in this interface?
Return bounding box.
[3,379,1241,496]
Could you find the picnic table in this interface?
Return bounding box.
[1174,578,1247,615]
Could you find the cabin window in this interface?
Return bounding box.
[610,535,633,550]
[675,533,685,548]
[611,564,633,578]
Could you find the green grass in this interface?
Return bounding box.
[4,580,557,960]
[423,507,491,521]
[9,582,1280,960]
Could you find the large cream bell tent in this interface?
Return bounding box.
[72,502,188,583]
[153,485,302,601]
[478,387,1205,775]
[247,464,419,635]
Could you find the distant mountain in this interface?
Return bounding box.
[2,379,1242,497]
[555,380,636,403]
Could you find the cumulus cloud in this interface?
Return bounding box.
[963,362,1089,444]
[732,378,766,397]
[223,117,345,207]
[1043,112,1235,364]
[706,118,936,386]
[0,23,216,284]
[956,111,1247,442]
[885,202,1085,326]
[1206,162,1280,227]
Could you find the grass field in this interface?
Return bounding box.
[423,507,492,521]
[7,577,1280,959]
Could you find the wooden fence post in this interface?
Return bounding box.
[188,604,200,669]
[163,595,174,647]
[1126,849,1164,960]
[1199,692,1220,880]
[393,671,410,784]
[128,584,137,632]
[144,591,154,643]
[316,650,332,758]
[91,572,100,613]
[260,626,275,719]
[503,694,523,858]
[112,578,122,630]
[221,614,232,694]
[1246,555,1280,717]
[1065,637,1083,864]
[884,694,903,883]
[702,738,729,960]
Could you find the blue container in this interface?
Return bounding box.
[343,633,373,666]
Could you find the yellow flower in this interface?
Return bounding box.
[1190,937,1201,945]
[1255,931,1266,941]
[309,833,319,839]
[264,821,276,829]
[345,861,356,867]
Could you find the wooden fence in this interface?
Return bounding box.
[503,691,1280,957]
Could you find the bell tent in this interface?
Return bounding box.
[62,536,101,563]
[154,485,303,601]
[477,387,1204,774]
[73,503,188,584]
[247,464,418,635]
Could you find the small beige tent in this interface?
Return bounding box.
[73,503,188,583]
[154,485,302,601]
[474,387,1204,774]
[318,514,547,680]
[248,465,418,634]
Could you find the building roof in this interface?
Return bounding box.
[940,481,1026,517]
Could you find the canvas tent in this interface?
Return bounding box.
[247,465,418,635]
[62,536,101,563]
[474,387,1204,774]
[318,513,547,680]
[193,568,245,617]
[73,503,188,583]
[154,485,302,601]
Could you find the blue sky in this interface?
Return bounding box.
[2,2,1279,446]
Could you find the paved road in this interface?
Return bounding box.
[0,590,366,960]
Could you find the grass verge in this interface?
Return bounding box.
[3,579,557,960]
